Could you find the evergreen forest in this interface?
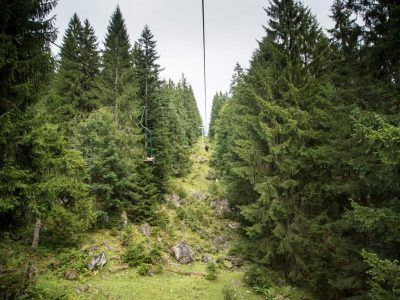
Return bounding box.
[1,0,399,299]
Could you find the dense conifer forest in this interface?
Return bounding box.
[1,0,399,299]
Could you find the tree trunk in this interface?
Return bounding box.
[121,210,128,227]
[31,218,41,250]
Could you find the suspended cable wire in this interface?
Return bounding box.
[201,0,207,133]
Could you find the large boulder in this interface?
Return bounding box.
[171,242,194,264]
[87,252,107,271]
[211,198,232,215]
[139,223,151,237]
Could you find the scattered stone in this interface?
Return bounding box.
[103,243,112,251]
[139,223,151,237]
[171,242,194,264]
[191,190,206,201]
[84,245,99,253]
[87,252,107,271]
[64,269,77,280]
[107,264,129,273]
[211,199,232,215]
[226,221,240,230]
[231,279,241,287]
[75,285,90,294]
[214,235,226,245]
[166,194,183,207]
[58,196,70,205]
[201,254,213,263]
[193,245,202,252]
[157,236,163,243]
[214,236,229,249]
[48,261,61,270]
[221,260,233,270]
[225,255,242,267]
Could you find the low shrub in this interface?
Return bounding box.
[206,261,218,281]
[123,242,163,268]
[137,263,163,276]
[121,226,133,246]
[222,284,238,300]
[50,249,89,278]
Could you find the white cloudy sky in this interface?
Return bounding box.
[51,0,334,130]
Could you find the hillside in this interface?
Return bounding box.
[0,141,313,299]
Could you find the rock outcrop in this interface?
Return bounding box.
[211,198,232,215]
[139,223,151,237]
[87,252,107,271]
[171,242,194,264]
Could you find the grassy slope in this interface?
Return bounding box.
[30,141,263,299]
[2,140,312,299]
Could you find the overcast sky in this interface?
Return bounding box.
[51,0,334,130]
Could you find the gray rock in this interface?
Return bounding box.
[75,285,90,294]
[139,223,151,237]
[225,255,242,267]
[166,194,183,207]
[211,199,232,215]
[171,242,194,264]
[192,191,206,201]
[201,254,213,263]
[84,245,99,253]
[226,221,240,230]
[214,235,226,245]
[87,252,107,271]
[64,269,78,280]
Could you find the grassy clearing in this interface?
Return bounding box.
[36,265,260,300]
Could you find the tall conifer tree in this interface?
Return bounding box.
[102,5,132,109]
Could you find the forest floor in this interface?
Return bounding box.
[1,140,311,299]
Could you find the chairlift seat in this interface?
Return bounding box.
[145,156,155,163]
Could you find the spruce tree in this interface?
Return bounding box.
[52,15,100,124]
[133,25,162,127]
[101,5,132,109]
[0,0,58,231]
[208,92,228,139]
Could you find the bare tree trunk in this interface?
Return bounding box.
[121,210,128,228]
[31,218,41,250]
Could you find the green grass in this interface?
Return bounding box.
[36,265,261,300]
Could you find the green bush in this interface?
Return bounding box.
[137,263,163,276]
[244,265,272,290]
[50,249,88,278]
[123,242,163,268]
[149,209,169,228]
[26,281,71,299]
[121,227,133,246]
[206,261,218,281]
[222,284,238,300]
[43,205,88,247]
[175,186,187,199]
